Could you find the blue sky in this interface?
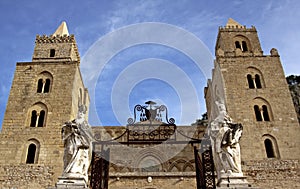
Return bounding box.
[0,0,299,128]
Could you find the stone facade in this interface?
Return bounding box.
[0,20,299,189]
[244,159,299,189]
[0,23,89,188]
[205,19,300,188]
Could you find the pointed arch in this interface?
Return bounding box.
[246,67,265,89]
[262,134,280,159]
[169,164,180,172]
[242,41,248,51]
[262,105,270,121]
[139,155,162,172]
[233,35,252,52]
[247,74,255,89]
[30,110,38,127]
[253,97,273,121]
[255,74,262,88]
[235,41,241,49]
[27,102,48,127]
[37,79,43,93]
[168,159,187,172]
[264,139,275,158]
[183,160,195,172]
[134,148,167,172]
[36,71,53,93]
[25,139,40,164]
[254,105,262,121]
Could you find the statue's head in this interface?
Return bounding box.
[215,100,226,113]
[77,105,87,119]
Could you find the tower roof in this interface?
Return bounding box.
[226,18,243,28]
[53,21,69,36]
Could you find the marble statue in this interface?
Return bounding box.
[215,122,243,174]
[61,105,94,182]
[210,100,232,131]
[210,100,243,182]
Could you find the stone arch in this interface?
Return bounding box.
[36,71,53,93]
[252,97,273,121]
[183,161,195,172]
[134,148,167,172]
[109,164,119,173]
[168,159,187,172]
[169,163,180,172]
[262,134,280,159]
[233,35,252,52]
[25,138,40,164]
[246,67,265,89]
[119,166,131,173]
[138,155,162,172]
[26,102,49,127]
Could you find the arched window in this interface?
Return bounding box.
[235,41,241,49]
[36,71,53,93]
[264,139,275,158]
[254,105,272,122]
[28,103,48,127]
[234,35,251,53]
[262,105,270,121]
[37,79,43,93]
[30,110,37,127]
[247,74,255,89]
[253,98,273,122]
[30,110,46,127]
[44,79,51,93]
[247,67,265,89]
[26,143,37,164]
[255,74,262,88]
[25,139,40,164]
[50,49,55,57]
[254,105,262,121]
[262,135,280,159]
[37,110,45,127]
[242,41,248,52]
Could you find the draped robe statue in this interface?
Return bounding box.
[61,105,94,182]
[210,101,243,182]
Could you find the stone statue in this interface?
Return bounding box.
[215,122,243,175]
[61,105,94,182]
[210,100,232,131]
[210,100,243,183]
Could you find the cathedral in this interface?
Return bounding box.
[0,19,299,189]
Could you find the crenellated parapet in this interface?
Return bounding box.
[35,34,76,44]
[218,25,256,32]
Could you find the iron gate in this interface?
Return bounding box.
[194,138,216,189]
[89,102,216,189]
[90,148,110,189]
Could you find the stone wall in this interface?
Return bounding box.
[244,159,300,189]
[108,172,196,189]
[0,164,54,189]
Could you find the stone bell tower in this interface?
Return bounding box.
[205,18,300,188]
[0,22,89,188]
